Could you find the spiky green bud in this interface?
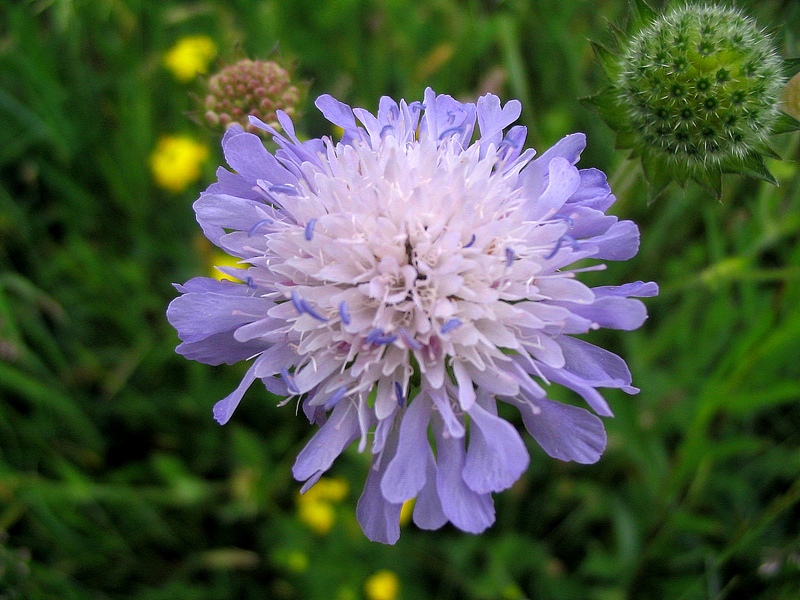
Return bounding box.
[203,59,305,134]
[584,1,800,199]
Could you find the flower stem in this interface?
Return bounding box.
[608,157,641,216]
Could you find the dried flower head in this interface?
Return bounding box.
[167,89,657,543]
[584,1,800,199]
[204,59,304,134]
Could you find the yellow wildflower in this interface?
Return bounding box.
[364,570,400,600]
[304,477,349,503]
[296,476,349,535]
[399,498,414,527]
[297,499,336,535]
[164,35,217,82]
[150,135,209,193]
[209,250,243,282]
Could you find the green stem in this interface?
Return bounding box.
[608,157,642,216]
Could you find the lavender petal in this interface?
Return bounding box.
[381,393,433,503]
[434,418,495,534]
[517,396,607,464]
[292,402,360,482]
[463,396,529,494]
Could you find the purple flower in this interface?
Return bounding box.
[167,89,657,544]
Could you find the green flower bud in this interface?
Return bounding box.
[583,1,800,199]
[203,59,306,135]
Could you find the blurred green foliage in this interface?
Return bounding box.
[1,0,800,598]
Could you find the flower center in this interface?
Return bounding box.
[278,136,521,344]
[264,133,543,408]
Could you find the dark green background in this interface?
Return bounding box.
[1,0,799,598]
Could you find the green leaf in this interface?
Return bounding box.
[590,40,620,79]
[608,20,628,50]
[692,166,722,200]
[771,111,800,135]
[721,152,777,185]
[614,129,638,151]
[0,362,102,450]
[756,141,782,161]
[641,151,673,202]
[781,56,800,79]
[672,161,691,187]
[629,0,657,27]
[726,382,800,415]
[579,88,627,131]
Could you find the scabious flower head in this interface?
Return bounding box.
[204,59,305,134]
[167,88,658,544]
[164,35,217,82]
[583,1,800,199]
[150,135,209,193]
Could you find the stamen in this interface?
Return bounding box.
[291,289,304,313]
[281,367,300,394]
[394,382,405,407]
[441,318,462,334]
[544,234,580,260]
[248,219,273,236]
[552,214,575,228]
[439,126,466,140]
[269,184,299,196]
[365,329,398,345]
[324,386,347,410]
[398,327,422,350]
[291,289,328,322]
[365,329,382,344]
[300,300,328,322]
[304,218,317,241]
[505,247,515,267]
[497,136,521,160]
[338,301,351,325]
